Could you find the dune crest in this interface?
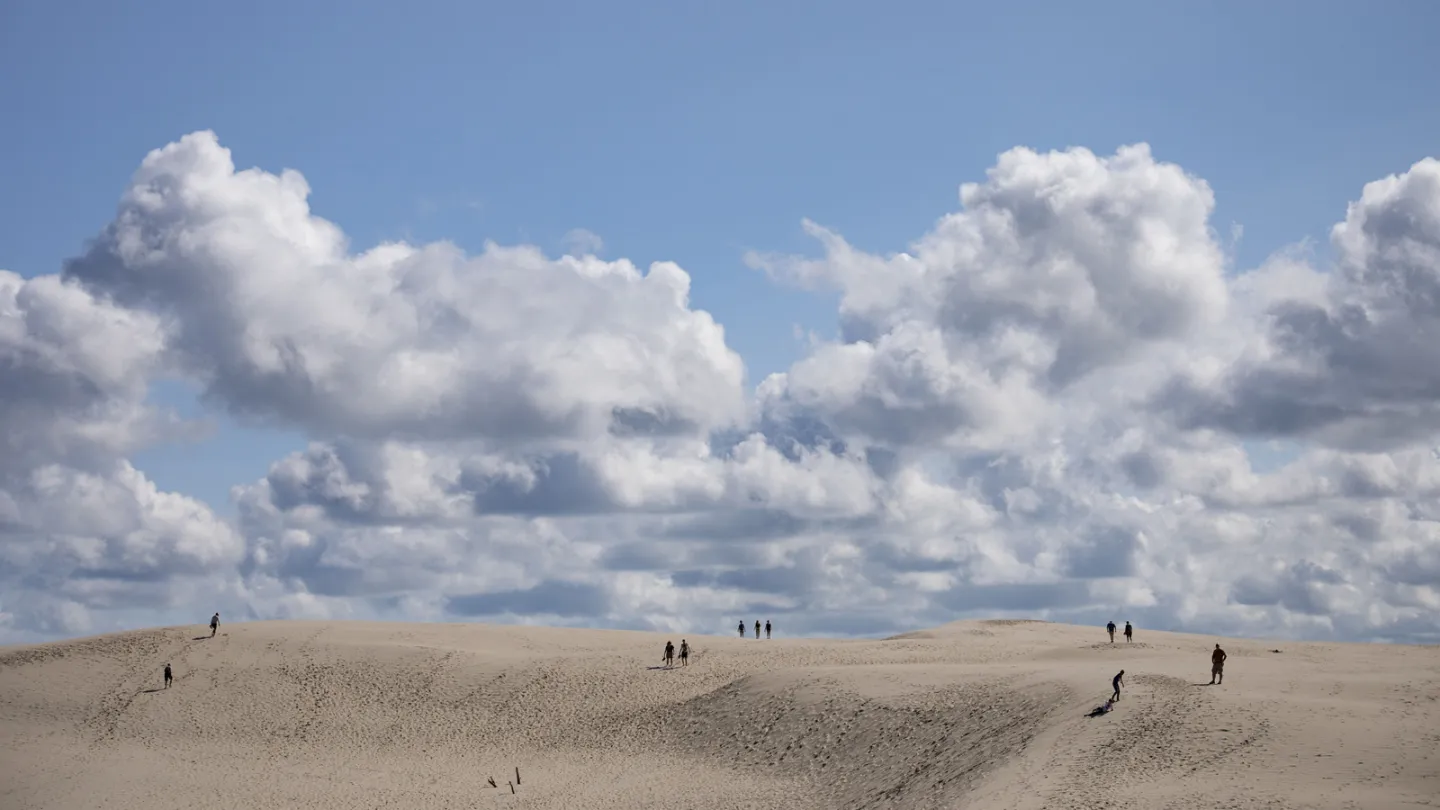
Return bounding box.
[2,620,1437,809]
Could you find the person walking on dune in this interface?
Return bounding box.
[1124,621,1133,643]
[164,663,172,689]
[1111,669,1125,702]
[765,620,771,639]
[679,639,690,667]
[1210,644,1227,685]
[209,612,220,638]
[738,620,746,638]
[663,640,675,668]
[755,620,761,639]
[1106,621,1116,643]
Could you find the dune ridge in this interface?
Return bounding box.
[2,619,1437,809]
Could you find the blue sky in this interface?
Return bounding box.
[3,2,1440,643]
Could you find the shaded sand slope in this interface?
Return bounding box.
[2,620,1438,809]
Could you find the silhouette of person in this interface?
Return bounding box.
[755,620,761,639]
[209,612,220,638]
[679,639,689,667]
[1210,644,1227,684]
[1106,621,1116,643]
[1124,621,1133,643]
[765,620,771,639]
[164,663,173,689]
[663,641,675,668]
[1112,669,1125,702]
[738,621,745,638]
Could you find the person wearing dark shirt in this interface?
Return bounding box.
[663,641,675,668]
[1210,644,1227,684]
[1123,621,1133,643]
[738,621,745,638]
[163,663,173,689]
[209,612,220,638]
[754,620,761,639]
[679,639,690,667]
[1111,670,1125,702]
[1106,621,1116,643]
[765,620,771,639]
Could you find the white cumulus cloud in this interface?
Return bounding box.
[3,133,1439,645]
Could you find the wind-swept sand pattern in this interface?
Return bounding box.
[2,620,1437,809]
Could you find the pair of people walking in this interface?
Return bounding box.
[1106,620,1133,643]
[158,611,220,689]
[662,639,690,668]
[738,620,771,639]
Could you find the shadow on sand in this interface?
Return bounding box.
[192,636,211,641]
[141,688,164,694]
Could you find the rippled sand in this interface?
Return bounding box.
[2,619,1437,809]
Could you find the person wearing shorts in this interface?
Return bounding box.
[679,639,690,667]
[1210,644,1227,684]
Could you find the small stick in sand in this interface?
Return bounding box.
[487,776,497,788]
[515,767,521,785]
[509,781,515,794]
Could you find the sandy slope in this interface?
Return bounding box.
[1,620,1437,810]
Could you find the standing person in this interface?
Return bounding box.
[738,620,746,638]
[679,639,689,667]
[663,641,675,668]
[1106,621,1116,643]
[1210,644,1227,685]
[1124,621,1133,643]
[1111,670,1125,702]
[755,620,761,639]
[163,663,173,689]
[765,620,771,639]
[209,612,220,638]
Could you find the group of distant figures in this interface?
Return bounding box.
[158,613,220,689]
[739,619,772,639]
[156,614,1235,699]
[658,620,776,669]
[1101,620,1229,712]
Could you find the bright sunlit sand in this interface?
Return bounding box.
[2,619,1437,809]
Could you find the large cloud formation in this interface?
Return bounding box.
[3,132,1438,644]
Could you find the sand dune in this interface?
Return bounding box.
[2,620,1437,809]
